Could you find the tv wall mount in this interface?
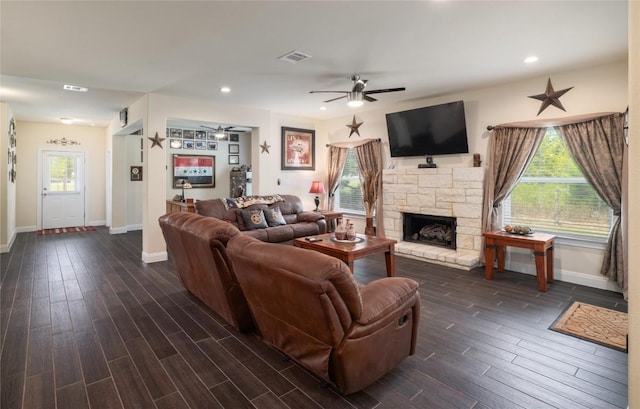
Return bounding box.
[418,155,437,169]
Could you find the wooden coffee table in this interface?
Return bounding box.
[294,233,397,277]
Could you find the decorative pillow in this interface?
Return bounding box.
[264,206,286,227]
[241,209,268,230]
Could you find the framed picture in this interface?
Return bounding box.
[195,141,207,150]
[183,129,195,139]
[183,140,195,149]
[207,141,218,150]
[206,131,217,140]
[229,133,240,142]
[229,144,240,154]
[228,155,239,165]
[195,130,207,140]
[170,128,183,138]
[170,139,182,149]
[172,154,215,188]
[281,127,315,170]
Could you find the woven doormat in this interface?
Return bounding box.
[550,301,628,352]
[36,226,96,235]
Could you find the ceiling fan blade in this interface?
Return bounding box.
[309,91,349,94]
[364,95,377,102]
[323,95,347,103]
[364,87,406,95]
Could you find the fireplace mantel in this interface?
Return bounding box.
[382,167,485,270]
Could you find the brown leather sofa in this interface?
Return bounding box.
[158,212,253,332]
[195,194,326,244]
[226,233,421,395]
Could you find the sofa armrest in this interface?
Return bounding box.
[297,211,325,223]
[357,278,419,325]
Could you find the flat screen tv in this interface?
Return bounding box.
[386,100,469,157]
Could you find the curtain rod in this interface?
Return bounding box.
[326,138,381,147]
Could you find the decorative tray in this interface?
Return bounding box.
[501,230,534,236]
[501,226,533,235]
[330,236,364,244]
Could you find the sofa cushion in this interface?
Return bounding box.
[290,222,322,238]
[264,206,287,227]
[241,209,268,230]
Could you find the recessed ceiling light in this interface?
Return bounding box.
[63,84,88,92]
[320,106,327,111]
[220,86,231,93]
[60,118,74,124]
[524,56,539,64]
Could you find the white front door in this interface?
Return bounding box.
[42,151,85,229]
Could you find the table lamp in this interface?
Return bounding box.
[181,181,192,202]
[309,181,326,212]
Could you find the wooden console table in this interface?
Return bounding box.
[483,230,556,292]
[166,200,195,214]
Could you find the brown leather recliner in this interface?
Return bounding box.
[226,233,420,395]
[158,212,253,332]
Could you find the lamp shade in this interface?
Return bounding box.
[309,181,326,194]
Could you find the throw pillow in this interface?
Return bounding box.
[241,209,268,230]
[264,206,286,227]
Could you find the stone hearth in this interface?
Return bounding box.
[382,167,484,270]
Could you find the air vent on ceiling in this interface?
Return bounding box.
[278,50,312,64]
[63,84,88,92]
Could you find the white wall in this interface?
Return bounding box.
[322,60,628,291]
[13,122,107,231]
[627,1,639,407]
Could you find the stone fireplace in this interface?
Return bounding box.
[382,167,484,270]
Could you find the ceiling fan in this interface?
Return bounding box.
[310,75,405,107]
[200,125,237,138]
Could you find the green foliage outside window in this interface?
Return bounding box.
[505,130,612,239]
[49,156,77,192]
[338,149,365,213]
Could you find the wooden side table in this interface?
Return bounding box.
[166,199,196,214]
[483,230,556,292]
[319,210,344,233]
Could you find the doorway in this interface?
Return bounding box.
[40,150,86,229]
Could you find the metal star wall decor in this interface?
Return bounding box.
[528,78,573,116]
[347,115,363,137]
[259,140,271,154]
[148,131,165,148]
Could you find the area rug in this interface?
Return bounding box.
[550,301,628,352]
[36,226,96,235]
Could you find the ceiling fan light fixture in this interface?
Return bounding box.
[214,126,226,139]
[347,92,364,107]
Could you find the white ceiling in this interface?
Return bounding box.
[0,1,628,128]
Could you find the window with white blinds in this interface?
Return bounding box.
[335,149,365,214]
[503,129,613,240]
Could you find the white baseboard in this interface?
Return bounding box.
[0,231,16,253]
[110,226,128,235]
[87,220,106,227]
[127,224,143,231]
[508,261,621,293]
[142,251,167,263]
[16,226,37,233]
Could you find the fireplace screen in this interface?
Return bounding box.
[403,213,456,249]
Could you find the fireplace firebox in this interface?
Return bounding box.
[403,213,457,249]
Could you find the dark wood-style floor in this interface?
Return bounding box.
[1,228,628,409]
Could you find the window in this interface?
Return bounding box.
[48,155,78,192]
[336,149,364,214]
[503,129,612,240]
